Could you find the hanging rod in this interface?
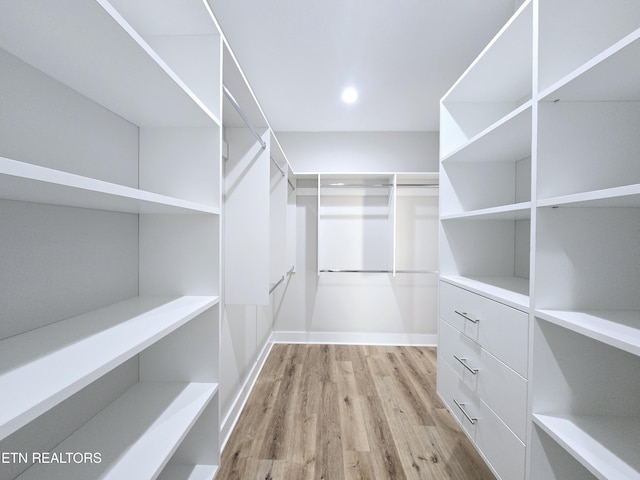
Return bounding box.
[223,85,266,150]
[322,183,392,188]
[319,269,439,274]
[321,183,438,188]
[397,183,439,188]
[269,276,285,294]
[270,156,297,191]
[269,266,296,294]
[270,155,286,177]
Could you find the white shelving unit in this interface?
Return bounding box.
[0,1,223,478]
[439,1,640,479]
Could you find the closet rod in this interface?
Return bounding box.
[321,183,438,188]
[319,269,439,274]
[270,155,286,177]
[397,183,439,188]
[269,266,296,294]
[223,85,266,149]
[270,156,297,191]
[269,276,285,294]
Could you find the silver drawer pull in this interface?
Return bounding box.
[454,310,479,323]
[453,355,478,375]
[453,398,477,425]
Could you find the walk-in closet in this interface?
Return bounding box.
[1,1,638,479]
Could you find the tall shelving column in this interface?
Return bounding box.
[0,1,223,478]
[530,1,640,478]
[437,2,533,479]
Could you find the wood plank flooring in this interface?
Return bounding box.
[218,344,495,480]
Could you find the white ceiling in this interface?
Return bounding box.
[209,0,520,133]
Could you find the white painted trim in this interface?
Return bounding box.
[220,331,275,451]
[272,330,438,347]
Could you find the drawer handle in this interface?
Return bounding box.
[453,398,477,425]
[453,355,478,375]
[455,310,479,324]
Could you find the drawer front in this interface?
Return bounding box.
[439,320,528,441]
[440,280,529,377]
[437,360,480,440]
[476,400,526,480]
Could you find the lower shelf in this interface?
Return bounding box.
[17,382,218,480]
[157,464,219,480]
[536,309,640,356]
[533,413,640,480]
[0,295,218,440]
[441,275,530,309]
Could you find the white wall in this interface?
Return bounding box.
[273,131,440,345]
[277,131,439,173]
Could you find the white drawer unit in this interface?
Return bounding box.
[438,279,530,479]
[438,361,526,480]
[476,399,527,480]
[440,280,529,377]
[437,359,481,440]
[439,320,528,441]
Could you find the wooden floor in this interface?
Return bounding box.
[218,344,495,480]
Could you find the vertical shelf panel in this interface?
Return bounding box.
[224,128,270,305]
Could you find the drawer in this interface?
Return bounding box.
[440,280,529,377]
[439,320,528,441]
[476,400,526,480]
[437,360,480,440]
[438,361,526,480]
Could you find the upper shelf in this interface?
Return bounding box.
[0,0,220,127]
[442,103,532,163]
[0,157,220,215]
[442,0,532,104]
[540,30,640,102]
[538,184,640,208]
[0,295,218,441]
[538,0,640,94]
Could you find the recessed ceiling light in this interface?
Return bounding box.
[341,87,358,104]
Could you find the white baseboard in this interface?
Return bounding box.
[220,331,275,451]
[272,330,438,346]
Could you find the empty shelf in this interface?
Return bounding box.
[0,295,218,440]
[17,382,218,480]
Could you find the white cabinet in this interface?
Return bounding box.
[0,1,222,478]
[437,281,528,480]
[439,0,640,478]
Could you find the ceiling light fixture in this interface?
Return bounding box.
[341,87,358,104]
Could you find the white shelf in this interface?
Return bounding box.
[0,157,220,214]
[442,0,533,103]
[538,184,640,208]
[442,102,532,163]
[158,464,219,480]
[0,0,220,128]
[17,382,218,480]
[0,296,218,440]
[441,202,532,221]
[536,310,640,357]
[440,275,529,310]
[533,413,640,480]
[540,29,640,102]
